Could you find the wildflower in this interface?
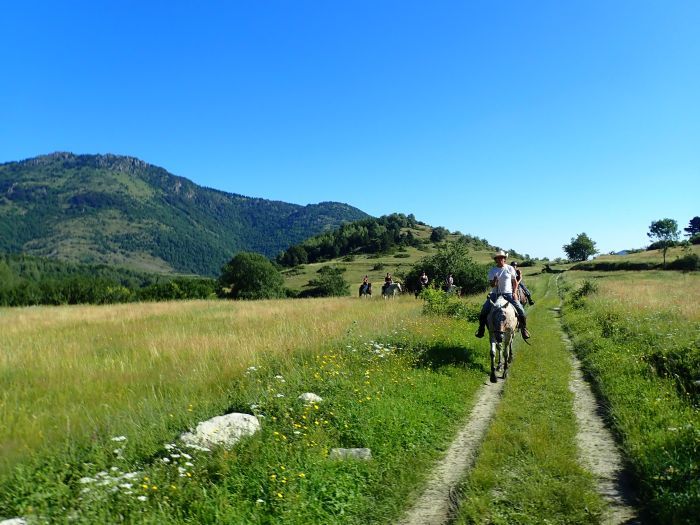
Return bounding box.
[111,436,127,442]
[137,495,147,502]
[256,498,265,504]
[161,458,171,463]
[298,473,306,478]
[277,492,284,498]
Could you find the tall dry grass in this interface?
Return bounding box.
[571,270,700,319]
[0,297,420,473]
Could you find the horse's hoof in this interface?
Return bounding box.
[489,373,498,383]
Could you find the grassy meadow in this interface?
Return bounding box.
[3,253,698,523]
[560,270,700,524]
[0,295,492,523]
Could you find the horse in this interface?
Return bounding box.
[486,295,517,383]
[359,282,372,298]
[382,282,402,299]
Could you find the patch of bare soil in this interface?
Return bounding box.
[554,306,640,525]
[396,378,505,525]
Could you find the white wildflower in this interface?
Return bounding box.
[137,495,147,502]
[79,477,96,484]
[111,436,127,442]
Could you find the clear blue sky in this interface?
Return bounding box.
[1,1,698,259]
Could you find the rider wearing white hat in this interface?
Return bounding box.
[475,250,530,339]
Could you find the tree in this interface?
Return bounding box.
[430,227,449,242]
[563,233,597,262]
[404,241,487,295]
[219,252,284,299]
[683,216,700,237]
[648,219,680,269]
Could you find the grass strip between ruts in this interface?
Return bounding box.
[455,274,604,524]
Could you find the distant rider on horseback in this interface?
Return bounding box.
[511,261,535,306]
[382,272,393,294]
[475,251,530,340]
[360,275,370,296]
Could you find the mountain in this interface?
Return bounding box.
[0,153,369,275]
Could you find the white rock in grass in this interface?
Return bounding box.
[298,393,323,404]
[0,519,28,525]
[329,448,372,461]
[180,413,260,449]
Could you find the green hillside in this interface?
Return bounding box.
[0,153,369,275]
[279,219,522,294]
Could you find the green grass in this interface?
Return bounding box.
[455,274,604,524]
[560,270,700,524]
[0,297,490,524]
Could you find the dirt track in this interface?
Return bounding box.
[398,297,639,525]
[396,377,505,525]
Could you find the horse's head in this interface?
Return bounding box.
[487,297,511,343]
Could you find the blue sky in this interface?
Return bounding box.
[1,1,698,259]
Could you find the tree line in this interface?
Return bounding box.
[0,254,216,307]
[276,213,494,267]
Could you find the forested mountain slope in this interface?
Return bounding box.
[0,153,368,275]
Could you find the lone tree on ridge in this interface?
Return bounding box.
[648,218,680,269]
[563,233,597,262]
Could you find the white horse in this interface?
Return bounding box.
[486,295,517,383]
[382,282,402,299]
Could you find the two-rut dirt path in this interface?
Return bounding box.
[397,278,639,525]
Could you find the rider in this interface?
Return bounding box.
[361,275,370,295]
[446,273,454,291]
[419,270,429,289]
[382,272,393,293]
[511,261,535,305]
[475,251,530,340]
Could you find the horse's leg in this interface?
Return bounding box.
[495,341,502,371]
[502,333,512,379]
[489,338,498,383]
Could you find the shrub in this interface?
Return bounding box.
[667,253,699,271]
[420,287,479,320]
[302,267,350,297]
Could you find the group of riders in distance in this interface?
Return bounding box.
[358,250,534,340]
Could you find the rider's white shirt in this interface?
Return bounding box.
[488,265,516,294]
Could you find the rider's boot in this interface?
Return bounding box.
[519,316,531,340]
[528,297,535,306]
[475,312,487,338]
